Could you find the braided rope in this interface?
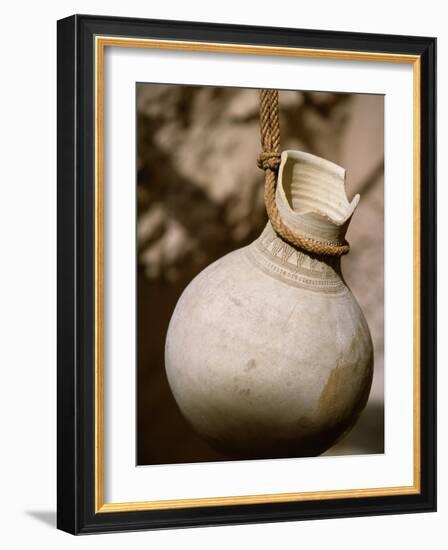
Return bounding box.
[257,89,350,257]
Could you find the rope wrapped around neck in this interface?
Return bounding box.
[257,89,350,257]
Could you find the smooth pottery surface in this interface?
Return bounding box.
[165,151,373,458]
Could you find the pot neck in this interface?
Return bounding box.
[246,224,346,294]
[246,150,359,293]
[276,150,359,248]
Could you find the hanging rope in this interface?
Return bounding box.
[257,89,350,257]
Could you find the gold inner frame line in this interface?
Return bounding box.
[94,35,421,514]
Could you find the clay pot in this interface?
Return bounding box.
[165,150,373,459]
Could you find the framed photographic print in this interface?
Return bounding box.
[57,14,436,534]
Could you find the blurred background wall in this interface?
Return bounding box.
[136,84,384,465]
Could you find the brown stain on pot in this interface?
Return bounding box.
[318,363,357,420]
[318,347,374,430]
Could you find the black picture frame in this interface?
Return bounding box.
[57,14,436,534]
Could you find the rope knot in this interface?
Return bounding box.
[257,152,281,172]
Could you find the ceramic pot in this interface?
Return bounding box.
[165,150,373,459]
